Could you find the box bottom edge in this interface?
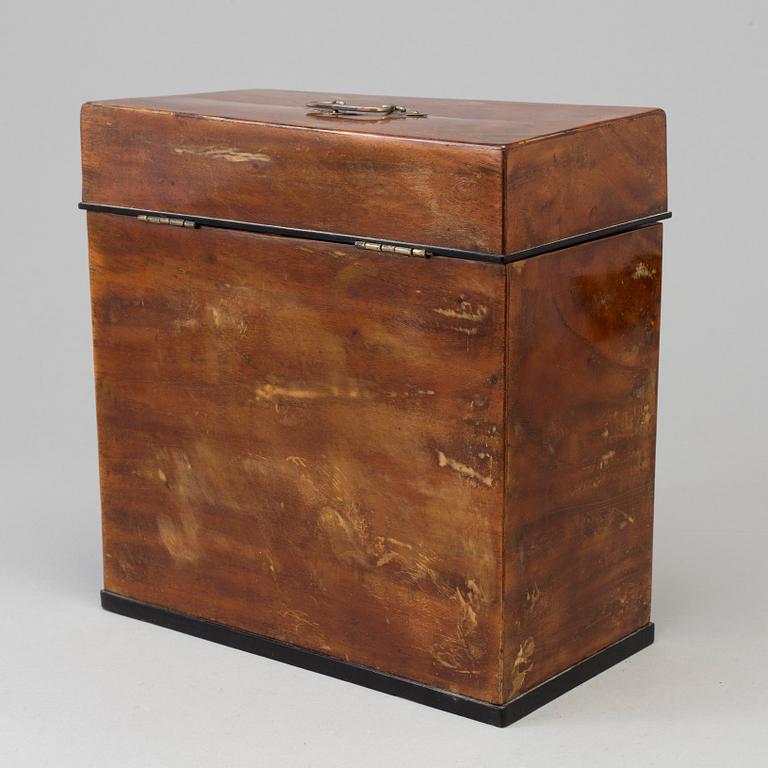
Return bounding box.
[100,590,654,727]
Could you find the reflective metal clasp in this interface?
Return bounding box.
[307,100,427,118]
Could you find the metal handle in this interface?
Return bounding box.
[306,99,426,118]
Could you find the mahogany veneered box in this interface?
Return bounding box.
[81,89,667,726]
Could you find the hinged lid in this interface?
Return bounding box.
[81,89,667,257]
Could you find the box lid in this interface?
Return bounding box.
[81,89,667,258]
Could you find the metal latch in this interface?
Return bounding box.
[354,241,431,258]
[137,214,197,228]
[307,100,427,118]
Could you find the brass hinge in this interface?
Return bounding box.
[137,214,198,228]
[354,240,431,258]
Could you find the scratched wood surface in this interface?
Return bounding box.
[81,90,666,255]
[91,88,658,145]
[89,212,507,701]
[502,225,662,700]
[81,103,505,254]
[504,112,666,253]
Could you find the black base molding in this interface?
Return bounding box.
[101,590,654,727]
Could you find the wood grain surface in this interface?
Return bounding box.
[504,112,667,253]
[81,103,505,254]
[502,225,662,700]
[85,93,664,702]
[89,212,507,701]
[81,90,666,255]
[91,88,660,145]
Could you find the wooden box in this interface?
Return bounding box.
[81,90,667,725]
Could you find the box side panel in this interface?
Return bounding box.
[88,212,506,702]
[502,225,662,701]
[81,104,504,254]
[504,111,667,253]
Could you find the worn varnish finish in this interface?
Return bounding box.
[81,104,505,254]
[81,90,666,255]
[89,212,662,705]
[89,89,661,144]
[84,89,666,712]
[503,226,662,700]
[503,113,666,253]
[89,212,507,701]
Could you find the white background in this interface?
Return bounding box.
[1,1,766,765]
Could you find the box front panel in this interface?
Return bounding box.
[503,225,662,700]
[88,213,506,701]
[81,104,504,254]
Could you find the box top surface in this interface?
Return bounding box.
[91,88,659,147]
